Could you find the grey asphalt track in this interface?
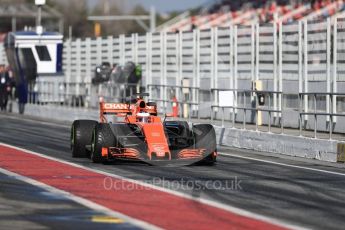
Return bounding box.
[1,113,345,230]
[0,170,138,230]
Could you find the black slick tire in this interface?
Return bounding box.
[71,120,97,158]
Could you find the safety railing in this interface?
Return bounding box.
[147,84,200,121]
[24,79,345,140]
[28,82,94,107]
[299,92,345,139]
[27,82,141,108]
[96,82,140,103]
[211,88,283,133]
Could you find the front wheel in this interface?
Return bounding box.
[71,120,97,158]
[91,123,115,163]
[193,124,217,165]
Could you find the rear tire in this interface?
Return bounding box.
[91,123,115,163]
[192,124,217,165]
[71,120,97,158]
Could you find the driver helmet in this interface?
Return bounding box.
[137,112,150,123]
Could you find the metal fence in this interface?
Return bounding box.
[299,92,345,139]
[60,18,345,102]
[27,81,140,108]
[211,89,283,132]
[24,80,345,139]
[2,19,345,139]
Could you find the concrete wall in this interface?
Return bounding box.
[216,126,339,162]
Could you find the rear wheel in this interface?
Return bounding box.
[91,123,115,163]
[71,120,97,158]
[192,124,217,165]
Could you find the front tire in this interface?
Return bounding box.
[71,120,97,158]
[193,124,217,165]
[91,123,115,163]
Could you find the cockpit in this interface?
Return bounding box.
[136,112,150,123]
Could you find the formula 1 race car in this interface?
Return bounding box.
[70,93,217,165]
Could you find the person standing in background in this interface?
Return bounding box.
[6,66,15,112]
[0,64,11,111]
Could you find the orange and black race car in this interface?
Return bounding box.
[70,93,217,165]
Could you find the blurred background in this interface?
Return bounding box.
[0,0,209,37]
[1,0,343,37]
[1,0,345,138]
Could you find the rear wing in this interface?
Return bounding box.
[99,101,157,123]
[100,102,132,122]
[100,102,131,115]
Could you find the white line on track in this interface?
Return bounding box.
[0,142,306,230]
[0,167,161,230]
[220,152,345,177]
